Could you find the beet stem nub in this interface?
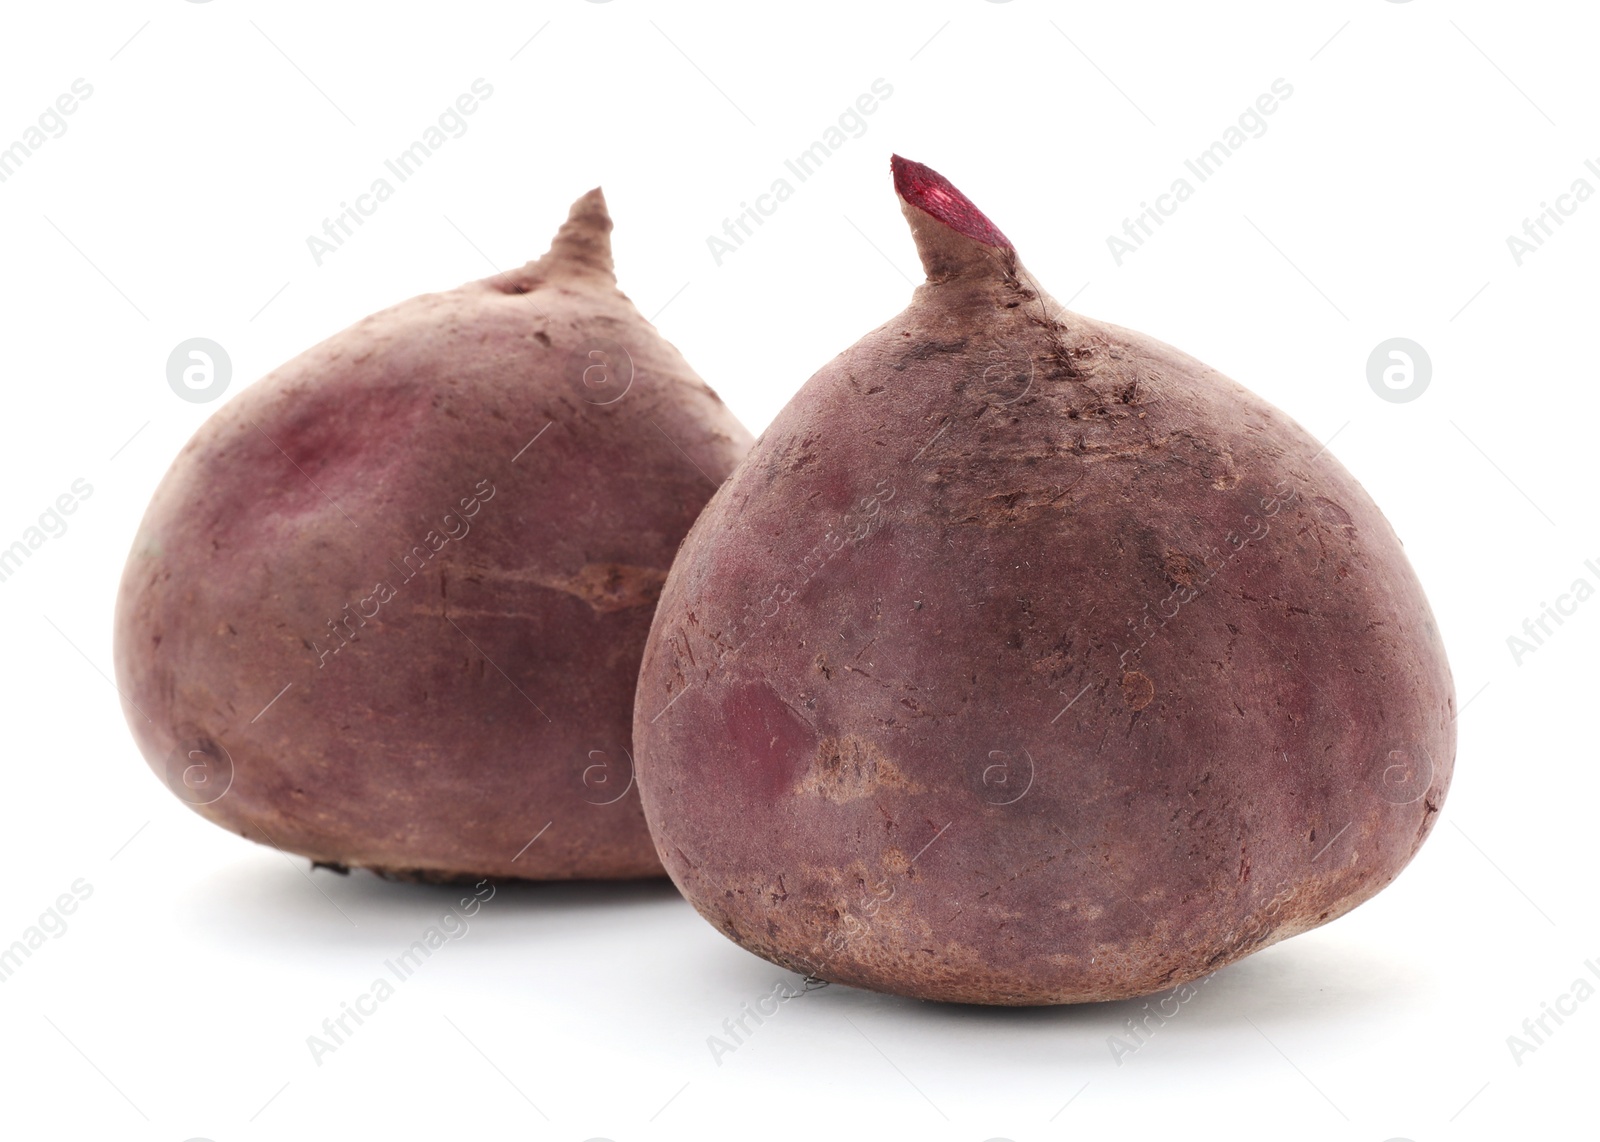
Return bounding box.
[891,155,1012,251]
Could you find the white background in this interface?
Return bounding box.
[0,1,1594,1139]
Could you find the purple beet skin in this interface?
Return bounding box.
[116,190,752,881]
[632,157,1454,1004]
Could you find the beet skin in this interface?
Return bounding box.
[632,158,1455,1003]
[116,190,752,881]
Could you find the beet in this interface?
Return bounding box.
[115,189,752,881]
[632,157,1454,1003]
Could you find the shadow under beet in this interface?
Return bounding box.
[175,852,687,957]
[734,929,1431,1046]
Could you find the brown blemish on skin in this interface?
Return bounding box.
[559,563,668,614]
[1163,551,1201,590]
[1209,452,1240,490]
[1121,671,1154,710]
[1312,496,1356,531]
[443,562,669,615]
[880,848,911,876]
[797,737,921,803]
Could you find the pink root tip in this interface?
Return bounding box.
[891,155,1012,251]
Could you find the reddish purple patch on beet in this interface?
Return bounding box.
[891,155,1012,251]
[721,680,817,802]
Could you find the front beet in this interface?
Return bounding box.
[632,156,1454,1004]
